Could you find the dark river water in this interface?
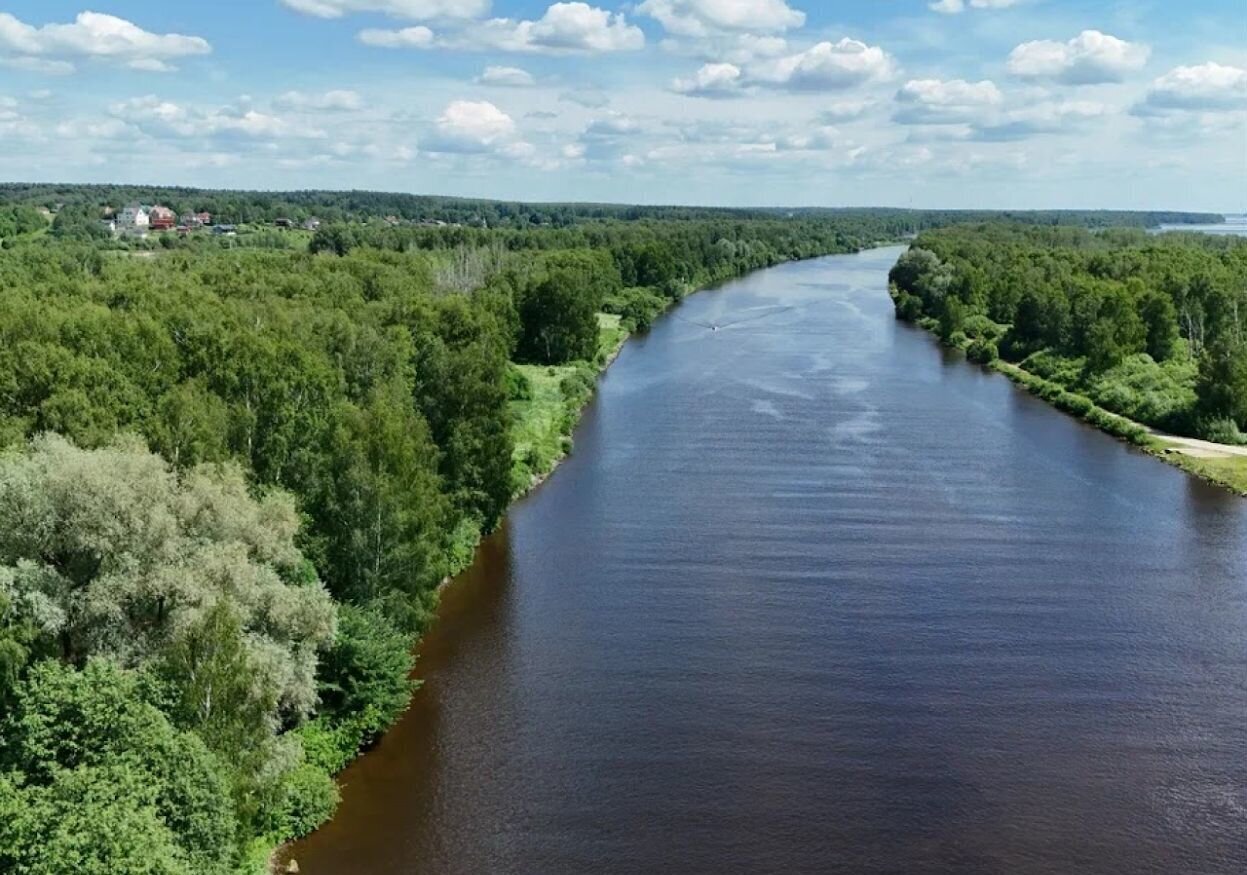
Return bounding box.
[287,247,1247,875]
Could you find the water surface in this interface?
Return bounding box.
[289,247,1247,875]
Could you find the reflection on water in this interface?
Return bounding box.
[288,247,1247,875]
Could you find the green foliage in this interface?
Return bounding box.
[966,338,999,364]
[1197,340,1247,430]
[894,223,1247,443]
[517,263,605,365]
[0,659,236,873]
[316,603,415,743]
[276,762,340,840]
[0,198,966,869]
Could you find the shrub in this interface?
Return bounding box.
[967,338,999,364]
[277,762,339,840]
[315,603,415,745]
[505,367,532,401]
[1197,417,1245,446]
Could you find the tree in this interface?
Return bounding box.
[1139,288,1181,362]
[0,659,237,873]
[516,267,601,364]
[1197,339,1247,430]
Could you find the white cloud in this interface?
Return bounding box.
[672,62,744,98]
[279,0,488,20]
[752,38,895,92]
[1007,30,1149,85]
[1134,62,1247,114]
[0,11,211,73]
[358,26,435,48]
[363,3,643,54]
[476,65,535,86]
[638,0,805,38]
[274,89,365,111]
[778,125,842,152]
[930,0,1022,14]
[972,100,1105,140]
[2,56,76,75]
[576,112,645,161]
[426,99,517,152]
[893,78,1002,124]
[818,99,874,122]
[111,95,327,140]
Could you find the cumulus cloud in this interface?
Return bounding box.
[638,0,805,38]
[364,3,644,54]
[279,0,488,20]
[1007,30,1149,85]
[671,62,744,98]
[111,95,326,140]
[358,26,435,47]
[751,38,895,92]
[476,65,536,86]
[893,78,1002,124]
[1133,62,1247,114]
[576,112,645,160]
[930,0,1021,14]
[971,100,1105,140]
[0,11,211,73]
[818,99,874,122]
[274,89,365,111]
[423,99,521,153]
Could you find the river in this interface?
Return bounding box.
[287,247,1247,875]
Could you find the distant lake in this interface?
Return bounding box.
[1155,215,1247,236]
[288,247,1247,875]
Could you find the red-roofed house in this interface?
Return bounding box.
[149,206,176,231]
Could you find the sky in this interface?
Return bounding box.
[0,1,1244,210]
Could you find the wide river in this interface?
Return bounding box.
[288,247,1247,874]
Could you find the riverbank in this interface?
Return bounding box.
[275,245,1247,875]
[932,339,1247,496]
[272,251,863,873]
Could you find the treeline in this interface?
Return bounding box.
[0,214,860,872]
[0,183,1220,231]
[890,224,1247,443]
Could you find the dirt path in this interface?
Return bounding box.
[1147,429,1247,459]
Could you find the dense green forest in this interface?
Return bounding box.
[0,207,889,873]
[0,182,1220,232]
[889,225,1247,446]
[0,192,1234,873]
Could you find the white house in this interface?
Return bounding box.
[117,204,150,235]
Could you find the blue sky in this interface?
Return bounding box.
[0,1,1243,209]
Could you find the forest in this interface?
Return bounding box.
[889,225,1247,446]
[0,196,1233,873]
[0,207,888,873]
[0,182,1220,233]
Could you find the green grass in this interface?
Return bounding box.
[509,313,628,495]
[1149,442,1247,495]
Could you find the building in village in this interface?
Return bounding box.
[116,204,150,236]
[148,206,176,231]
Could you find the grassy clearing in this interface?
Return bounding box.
[509,313,628,495]
[1148,443,1247,496]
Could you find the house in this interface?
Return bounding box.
[180,211,212,229]
[302,217,320,231]
[213,224,238,236]
[116,204,150,235]
[275,218,293,229]
[148,206,176,231]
